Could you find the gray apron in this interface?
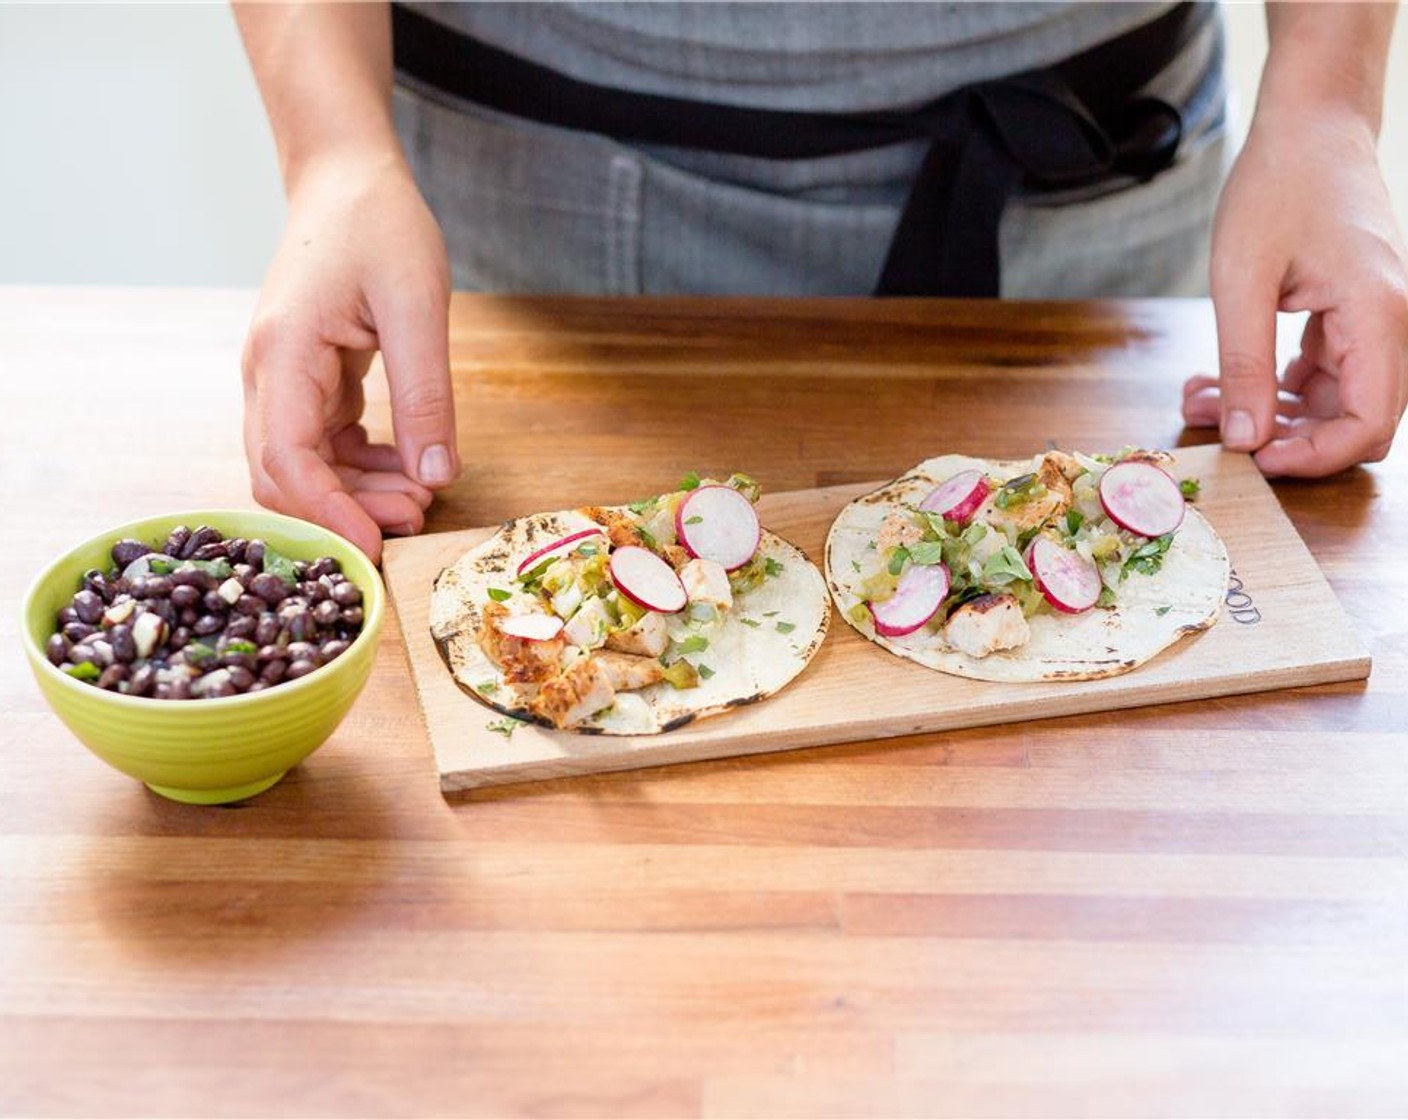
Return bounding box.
[392,2,1228,298]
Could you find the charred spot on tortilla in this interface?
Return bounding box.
[662,712,697,733]
[726,692,765,710]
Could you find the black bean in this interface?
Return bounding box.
[320,639,350,662]
[111,539,152,568]
[83,569,114,602]
[45,634,67,665]
[57,606,80,627]
[97,664,129,691]
[163,526,192,558]
[286,659,317,680]
[233,594,265,618]
[62,621,96,643]
[168,677,193,700]
[234,563,256,588]
[73,589,104,624]
[331,581,362,607]
[180,525,221,559]
[293,560,309,580]
[285,641,317,664]
[154,683,172,700]
[179,607,199,628]
[89,639,114,667]
[341,606,365,630]
[300,580,327,603]
[168,626,191,651]
[250,573,289,604]
[170,584,200,610]
[148,600,179,629]
[192,541,229,562]
[247,681,268,693]
[171,566,210,591]
[141,575,172,600]
[181,643,217,669]
[69,642,97,666]
[285,610,315,643]
[227,666,256,692]
[313,599,341,628]
[307,556,341,581]
[193,614,224,637]
[254,614,281,647]
[245,539,266,567]
[128,664,155,697]
[225,616,257,641]
[225,538,248,564]
[259,659,287,685]
[202,590,227,614]
[108,624,136,663]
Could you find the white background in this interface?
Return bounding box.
[1,2,1404,287]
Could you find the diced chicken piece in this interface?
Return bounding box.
[563,596,614,651]
[605,610,668,657]
[581,505,645,551]
[661,543,692,572]
[876,512,924,551]
[680,558,732,613]
[1119,448,1176,468]
[594,650,666,692]
[1043,449,1087,483]
[1036,453,1075,509]
[983,475,1070,533]
[943,593,1031,658]
[478,601,566,684]
[531,656,617,729]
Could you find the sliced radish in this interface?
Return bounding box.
[869,563,951,637]
[609,545,688,613]
[1098,460,1185,538]
[1027,535,1102,614]
[675,485,761,571]
[516,528,607,577]
[919,469,991,524]
[499,614,565,642]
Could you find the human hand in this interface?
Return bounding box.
[242,152,459,563]
[1184,108,1408,476]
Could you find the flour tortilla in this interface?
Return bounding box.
[431,506,830,734]
[825,453,1229,682]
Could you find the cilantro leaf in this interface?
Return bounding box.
[487,587,512,602]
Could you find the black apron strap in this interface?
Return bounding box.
[392,3,1209,297]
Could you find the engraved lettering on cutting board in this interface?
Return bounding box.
[1225,569,1261,625]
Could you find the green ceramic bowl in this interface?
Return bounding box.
[21,510,384,805]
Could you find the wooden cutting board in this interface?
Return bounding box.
[382,446,1370,794]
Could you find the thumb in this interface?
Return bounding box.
[1210,263,1281,452]
[373,276,461,489]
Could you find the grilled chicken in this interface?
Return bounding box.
[605,610,668,657]
[531,655,616,729]
[1036,452,1076,509]
[680,558,733,613]
[943,593,1031,658]
[478,602,565,684]
[594,650,666,691]
[877,512,924,551]
[581,505,646,550]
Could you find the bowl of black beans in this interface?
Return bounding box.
[22,510,384,804]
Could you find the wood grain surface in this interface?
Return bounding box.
[385,447,1368,792]
[2,289,1406,1118]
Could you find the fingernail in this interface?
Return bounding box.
[1222,409,1256,449]
[418,443,454,486]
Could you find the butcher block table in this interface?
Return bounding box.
[2,288,1406,1118]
